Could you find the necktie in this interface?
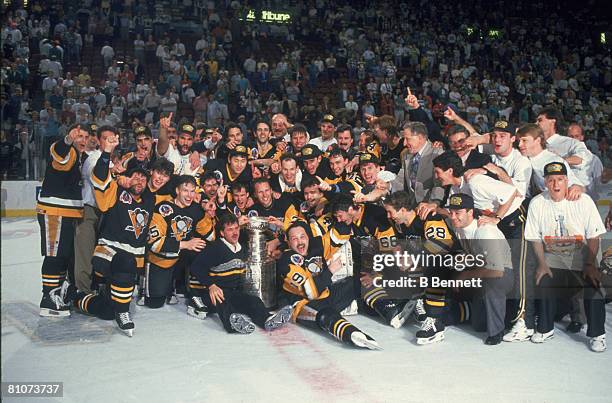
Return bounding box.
[409,153,421,190]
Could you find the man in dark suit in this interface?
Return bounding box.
[447,124,492,170]
[391,121,445,218]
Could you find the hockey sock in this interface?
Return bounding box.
[424,287,446,317]
[41,256,67,294]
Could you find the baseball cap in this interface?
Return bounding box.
[321,114,337,125]
[134,125,152,138]
[229,145,249,158]
[447,193,474,210]
[358,152,381,166]
[543,162,567,177]
[492,120,516,135]
[179,123,195,137]
[300,144,322,160]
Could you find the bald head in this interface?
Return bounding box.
[567,124,584,142]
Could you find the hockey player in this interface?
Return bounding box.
[146,175,210,309]
[382,191,462,342]
[277,221,380,349]
[36,123,91,317]
[189,213,293,334]
[90,131,156,336]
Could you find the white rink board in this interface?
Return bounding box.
[1,216,611,403]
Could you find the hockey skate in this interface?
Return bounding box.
[59,279,78,306]
[135,276,146,306]
[40,287,71,317]
[390,299,417,329]
[414,298,427,322]
[187,296,208,319]
[351,331,382,350]
[229,313,256,334]
[115,312,135,337]
[166,293,179,305]
[416,317,445,345]
[264,305,293,331]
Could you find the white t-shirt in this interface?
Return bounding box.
[456,220,512,272]
[308,136,337,152]
[492,148,532,197]
[449,174,523,218]
[528,150,583,193]
[159,143,199,176]
[546,133,591,186]
[524,192,606,270]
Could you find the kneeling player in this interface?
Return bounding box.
[75,133,155,336]
[189,213,293,334]
[278,221,380,350]
[382,191,463,343]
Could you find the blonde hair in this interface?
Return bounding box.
[516,123,546,149]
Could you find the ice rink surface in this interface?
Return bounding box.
[2,212,611,403]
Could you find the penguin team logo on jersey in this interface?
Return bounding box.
[119,190,133,205]
[170,215,193,241]
[126,208,150,239]
[251,148,259,159]
[247,210,259,217]
[305,256,323,274]
[159,204,174,217]
[290,254,304,266]
[300,201,309,213]
[233,206,243,217]
[321,215,333,227]
[213,170,223,183]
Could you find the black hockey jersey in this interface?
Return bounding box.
[395,213,459,255]
[189,238,247,289]
[36,138,83,218]
[147,200,214,268]
[251,194,302,231]
[92,151,155,267]
[277,248,332,302]
[204,159,253,189]
[352,203,396,242]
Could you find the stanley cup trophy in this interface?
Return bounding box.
[243,216,277,308]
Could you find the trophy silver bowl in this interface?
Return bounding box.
[243,216,277,308]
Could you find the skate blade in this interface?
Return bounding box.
[230,315,256,334]
[362,339,383,350]
[390,300,417,329]
[352,332,383,350]
[187,307,207,320]
[39,308,71,318]
[264,306,293,331]
[390,315,405,329]
[416,333,445,345]
[119,328,134,337]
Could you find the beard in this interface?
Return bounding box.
[129,184,144,196]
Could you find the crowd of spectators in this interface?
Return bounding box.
[1,0,611,180]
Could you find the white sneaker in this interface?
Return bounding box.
[531,330,554,343]
[503,319,534,342]
[589,335,606,353]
